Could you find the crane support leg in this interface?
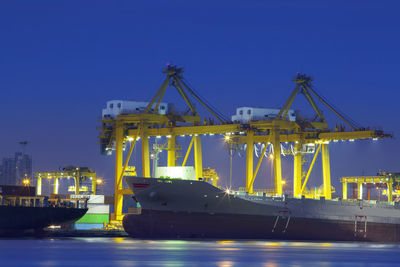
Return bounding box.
[182,136,195,167]
[343,182,347,200]
[37,177,42,195]
[91,177,96,195]
[301,144,321,195]
[249,141,269,194]
[74,175,80,195]
[321,143,332,199]
[194,135,203,180]
[54,177,59,194]
[167,135,176,166]
[114,124,124,220]
[273,131,282,196]
[141,128,150,178]
[293,143,302,198]
[357,182,363,200]
[246,132,254,193]
[387,182,393,201]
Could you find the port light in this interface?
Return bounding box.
[224,135,230,141]
[22,178,30,186]
[96,179,103,185]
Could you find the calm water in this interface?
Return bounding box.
[0,238,399,266]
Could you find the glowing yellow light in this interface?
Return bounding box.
[96,179,103,185]
[113,237,124,243]
[281,180,286,185]
[269,154,274,159]
[224,135,230,141]
[22,178,30,186]
[217,240,235,244]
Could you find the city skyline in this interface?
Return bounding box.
[0,151,32,186]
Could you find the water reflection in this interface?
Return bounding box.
[0,238,399,266]
[217,260,234,267]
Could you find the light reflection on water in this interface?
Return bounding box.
[0,238,399,266]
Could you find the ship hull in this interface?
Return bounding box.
[123,177,400,242]
[0,206,87,233]
[123,209,400,242]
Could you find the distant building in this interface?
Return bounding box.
[0,152,32,185]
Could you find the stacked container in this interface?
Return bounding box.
[74,195,110,230]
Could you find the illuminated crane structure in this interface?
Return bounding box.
[35,167,100,195]
[99,66,390,221]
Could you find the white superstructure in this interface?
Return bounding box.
[231,107,296,123]
[154,166,196,180]
[102,100,169,119]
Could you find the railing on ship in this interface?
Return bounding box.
[0,194,88,209]
[234,188,400,207]
[238,187,276,195]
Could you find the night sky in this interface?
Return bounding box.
[1,1,399,195]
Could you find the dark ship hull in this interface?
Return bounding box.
[123,177,400,242]
[124,210,400,242]
[0,206,87,234]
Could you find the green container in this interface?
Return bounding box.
[76,213,109,224]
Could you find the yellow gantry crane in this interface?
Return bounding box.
[341,171,400,201]
[101,65,229,221]
[100,67,390,221]
[35,167,100,196]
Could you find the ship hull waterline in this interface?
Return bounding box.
[123,210,400,242]
[0,206,88,235]
[123,177,400,242]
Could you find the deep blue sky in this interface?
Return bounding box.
[0,1,399,195]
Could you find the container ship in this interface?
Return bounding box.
[0,185,88,235]
[123,177,400,242]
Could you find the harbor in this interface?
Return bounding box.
[1,0,400,265]
[1,67,397,241]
